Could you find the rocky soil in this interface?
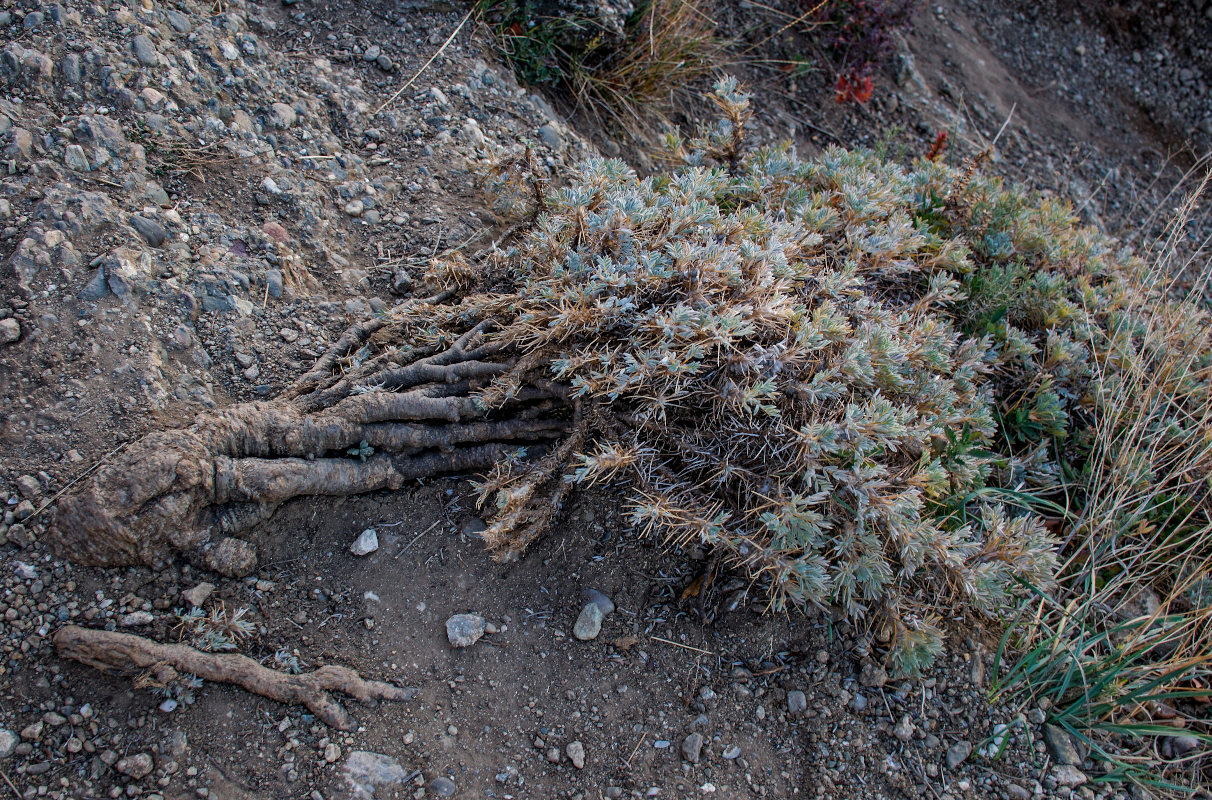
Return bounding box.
[0,0,1208,798]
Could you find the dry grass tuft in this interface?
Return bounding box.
[574,0,727,127]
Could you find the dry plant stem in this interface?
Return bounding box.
[53,625,414,730]
[51,305,570,575]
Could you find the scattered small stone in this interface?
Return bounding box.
[159,699,178,713]
[786,690,807,714]
[566,740,585,769]
[363,45,381,62]
[546,746,560,763]
[945,740,972,769]
[323,743,341,763]
[681,732,704,764]
[116,752,154,779]
[182,582,215,607]
[572,602,604,641]
[19,721,43,741]
[445,613,485,648]
[350,528,379,556]
[721,745,741,760]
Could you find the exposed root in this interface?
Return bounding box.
[54,625,416,730]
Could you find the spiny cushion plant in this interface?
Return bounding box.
[58,78,1178,676]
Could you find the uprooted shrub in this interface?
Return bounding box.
[62,78,1187,675]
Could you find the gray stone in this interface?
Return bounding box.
[1168,734,1200,757]
[119,611,154,627]
[115,753,154,779]
[363,45,381,62]
[343,751,409,798]
[130,215,166,247]
[64,144,90,171]
[538,123,563,150]
[60,53,81,84]
[79,268,108,300]
[1051,764,1087,788]
[945,740,971,769]
[0,729,15,759]
[445,613,485,647]
[269,102,297,128]
[181,582,215,607]
[165,9,192,34]
[572,602,604,641]
[681,732,703,764]
[893,715,915,742]
[350,529,379,556]
[344,199,364,217]
[266,269,284,298]
[850,693,868,712]
[376,54,394,71]
[566,740,585,769]
[583,588,614,615]
[0,318,19,345]
[721,744,741,760]
[132,35,158,66]
[23,11,44,29]
[786,690,807,714]
[1043,724,1081,765]
[859,661,888,688]
[428,776,457,797]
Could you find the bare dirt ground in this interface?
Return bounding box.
[0,0,1209,799]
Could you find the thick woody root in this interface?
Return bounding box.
[50,315,572,575]
[54,625,415,730]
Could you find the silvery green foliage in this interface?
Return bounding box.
[405,80,1073,674]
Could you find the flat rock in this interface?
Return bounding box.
[786,690,807,714]
[130,215,166,247]
[583,588,614,615]
[428,776,456,796]
[1042,723,1081,765]
[181,582,215,607]
[445,613,484,648]
[681,732,704,764]
[343,751,409,799]
[945,740,972,769]
[132,35,157,66]
[1051,764,1087,787]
